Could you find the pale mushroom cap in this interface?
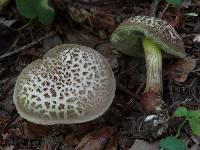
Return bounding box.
[111,16,186,58]
[13,44,116,125]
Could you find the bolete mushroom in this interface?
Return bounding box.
[13,44,116,125]
[111,16,186,111]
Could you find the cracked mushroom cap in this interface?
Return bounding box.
[111,16,186,58]
[13,44,116,125]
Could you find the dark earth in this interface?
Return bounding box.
[0,0,200,149]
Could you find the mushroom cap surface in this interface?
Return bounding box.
[111,16,186,58]
[13,44,116,125]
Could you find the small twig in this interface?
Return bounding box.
[0,32,55,60]
[175,119,187,138]
[160,3,170,18]
[116,64,137,77]
[150,0,161,17]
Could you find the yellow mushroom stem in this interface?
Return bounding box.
[141,37,163,96]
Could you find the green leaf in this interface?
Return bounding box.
[188,117,200,136]
[33,0,55,25]
[16,0,37,19]
[16,0,55,25]
[174,107,188,117]
[188,110,200,118]
[187,110,200,136]
[160,136,187,150]
[165,0,183,7]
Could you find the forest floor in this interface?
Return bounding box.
[0,0,200,149]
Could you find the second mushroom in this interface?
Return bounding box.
[111,16,186,111]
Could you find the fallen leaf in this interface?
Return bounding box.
[68,6,116,32]
[64,122,104,146]
[171,10,184,27]
[75,126,114,150]
[90,12,116,32]
[129,139,159,150]
[164,57,196,82]
[68,6,90,23]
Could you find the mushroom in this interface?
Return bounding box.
[13,44,116,125]
[111,16,186,111]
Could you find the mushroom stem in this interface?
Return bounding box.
[141,37,163,110]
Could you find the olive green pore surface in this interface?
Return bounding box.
[111,16,186,58]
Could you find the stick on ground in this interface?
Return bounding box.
[0,32,55,60]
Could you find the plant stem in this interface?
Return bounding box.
[160,3,170,18]
[175,119,187,138]
[142,37,163,95]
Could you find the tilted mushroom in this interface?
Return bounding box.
[111,16,186,111]
[13,44,116,125]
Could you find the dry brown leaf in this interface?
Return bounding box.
[90,13,116,32]
[171,10,184,28]
[67,2,117,32]
[75,126,114,150]
[68,6,91,23]
[164,57,196,82]
[64,122,103,146]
